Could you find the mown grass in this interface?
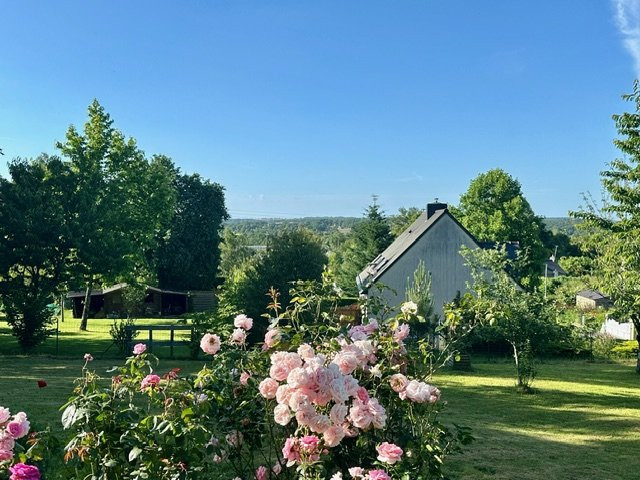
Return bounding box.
[436,360,640,480]
[0,311,193,358]
[0,354,638,479]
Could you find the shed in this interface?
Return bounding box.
[576,290,611,310]
[544,259,567,278]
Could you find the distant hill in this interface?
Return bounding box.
[226,217,361,244]
[543,217,582,237]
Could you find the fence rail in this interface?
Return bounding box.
[125,324,193,359]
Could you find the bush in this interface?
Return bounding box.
[592,333,619,361]
[109,317,139,354]
[55,277,473,480]
[611,340,639,359]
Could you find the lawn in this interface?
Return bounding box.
[0,357,638,479]
[0,311,193,358]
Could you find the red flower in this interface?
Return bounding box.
[37,380,47,388]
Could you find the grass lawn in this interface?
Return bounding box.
[0,311,193,358]
[436,360,640,480]
[0,357,638,478]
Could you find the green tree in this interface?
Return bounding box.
[218,228,256,279]
[0,155,74,350]
[573,81,640,373]
[332,197,393,295]
[156,172,228,291]
[390,206,423,237]
[453,168,547,288]
[57,100,176,330]
[222,228,327,327]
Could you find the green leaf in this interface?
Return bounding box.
[128,446,142,462]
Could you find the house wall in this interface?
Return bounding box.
[373,214,480,320]
[576,296,596,311]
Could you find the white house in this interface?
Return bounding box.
[356,202,487,319]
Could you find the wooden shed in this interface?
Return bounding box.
[576,290,611,311]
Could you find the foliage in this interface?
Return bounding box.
[332,198,393,295]
[218,228,257,278]
[591,333,618,361]
[458,247,563,390]
[557,256,594,277]
[452,168,548,288]
[611,340,639,358]
[389,207,422,238]
[57,101,177,330]
[572,81,640,373]
[0,155,74,350]
[404,261,439,340]
[221,228,327,328]
[57,276,472,480]
[109,317,139,355]
[156,171,229,291]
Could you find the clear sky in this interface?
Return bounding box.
[1,1,639,218]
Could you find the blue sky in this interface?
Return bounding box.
[1,1,639,218]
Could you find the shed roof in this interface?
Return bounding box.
[576,289,608,301]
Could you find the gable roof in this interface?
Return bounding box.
[356,207,482,291]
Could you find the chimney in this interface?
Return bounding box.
[426,200,447,219]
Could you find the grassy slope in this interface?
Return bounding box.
[0,357,638,478]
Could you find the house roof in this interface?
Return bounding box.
[576,289,608,301]
[356,208,483,291]
[66,283,188,299]
[544,259,567,276]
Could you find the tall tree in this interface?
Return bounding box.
[0,155,74,349]
[453,169,547,287]
[222,228,327,325]
[574,81,640,373]
[390,206,423,237]
[218,228,256,279]
[332,197,393,295]
[156,172,228,291]
[57,100,176,330]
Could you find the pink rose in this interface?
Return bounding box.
[7,413,29,439]
[332,351,359,375]
[287,367,310,389]
[230,328,247,345]
[376,442,403,464]
[0,449,13,461]
[255,465,268,480]
[258,378,279,399]
[8,463,40,480]
[0,407,10,424]
[388,373,408,393]
[0,430,15,451]
[297,343,315,360]
[404,380,440,404]
[240,371,251,386]
[322,425,345,447]
[348,467,365,478]
[367,469,390,480]
[226,430,243,447]
[282,437,300,465]
[308,413,331,434]
[263,328,282,349]
[394,323,410,342]
[83,353,93,362]
[234,314,253,331]
[273,404,293,426]
[140,374,161,390]
[356,387,370,404]
[200,333,221,355]
[133,343,147,355]
[329,404,348,425]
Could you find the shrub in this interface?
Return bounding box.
[592,333,619,361]
[58,277,473,479]
[611,340,639,359]
[109,317,139,355]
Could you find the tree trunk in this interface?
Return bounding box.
[632,315,640,375]
[79,282,92,331]
[512,342,521,386]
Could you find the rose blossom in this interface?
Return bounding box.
[7,413,29,439]
[348,467,366,478]
[0,449,13,461]
[323,425,345,447]
[367,469,391,480]
[0,407,10,424]
[404,380,440,404]
[140,374,161,390]
[230,328,247,345]
[330,473,343,480]
[258,378,279,399]
[234,314,253,331]
[388,373,408,393]
[297,343,315,359]
[240,371,251,386]
[394,323,410,342]
[200,333,221,355]
[273,404,293,426]
[83,353,93,362]
[282,437,300,465]
[376,442,403,464]
[226,430,243,447]
[263,328,282,349]
[8,463,40,480]
[400,301,418,316]
[332,351,358,375]
[133,343,147,355]
[329,403,348,424]
[255,465,268,480]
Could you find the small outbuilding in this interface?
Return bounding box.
[544,259,567,278]
[576,289,611,310]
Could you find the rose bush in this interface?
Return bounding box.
[53,275,473,479]
[0,407,50,480]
